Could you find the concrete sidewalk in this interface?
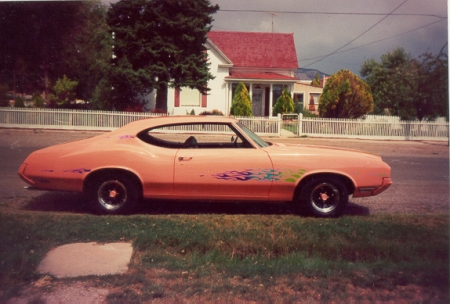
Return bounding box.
[37,242,133,278]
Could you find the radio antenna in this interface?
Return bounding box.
[268,12,277,33]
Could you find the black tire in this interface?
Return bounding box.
[90,174,139,215]
[298,176,348,217]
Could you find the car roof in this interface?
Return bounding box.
[120,115,239,132]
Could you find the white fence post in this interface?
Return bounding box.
[0,107,448,141]
[298,113,303,136]
[277,113,282,137]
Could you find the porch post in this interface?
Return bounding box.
[226,82,231,115]
[269,84,273,117]
[249,83,255,116]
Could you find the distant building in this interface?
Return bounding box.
[166,31,299,116]
[292,75,328,115]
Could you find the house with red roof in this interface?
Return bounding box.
[167,31,300,116]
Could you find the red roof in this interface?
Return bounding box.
[207,31,298,69]
[226,73,297,81]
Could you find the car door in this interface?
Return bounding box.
[174,147,273,199]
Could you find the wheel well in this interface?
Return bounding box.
[294,173,355,200]
[83,169,143,198]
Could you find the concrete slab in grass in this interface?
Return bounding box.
[37,242,133,278]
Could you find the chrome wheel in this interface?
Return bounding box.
[97,180,128,211]
[298,176,349,217]
[310,182,340,214]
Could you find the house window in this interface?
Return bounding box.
[180,87,202,107]
[293,93,303,103]
[309,93,321,113]
[310,93,320,105]
[272,85,283,103]
[272,85,290,103]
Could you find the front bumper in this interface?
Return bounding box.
[353,177,392,198]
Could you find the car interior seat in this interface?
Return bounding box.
[183,136,198,148]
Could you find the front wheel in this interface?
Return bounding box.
[90,174,139,215]
[298,177,348,217]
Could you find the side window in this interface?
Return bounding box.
[137,123,253,149]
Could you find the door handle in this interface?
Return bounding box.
[178,157,193,161]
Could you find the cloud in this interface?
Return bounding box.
[211,0,447,75]
[101,0,447,75]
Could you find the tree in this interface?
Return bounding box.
[319,70,373,118]
[32,91,45,108]
[230,82,252,116]
[273,87,294,115]
[414,44,448,121]
[14,96,24,108]
[0,84,9,107]
[311,72,321,87]
[360,48,419,120]
[51,75,78,107]
[61,1,112,104]
[0,2,81,99]
[0,1,111,106]
[107,0,219,111]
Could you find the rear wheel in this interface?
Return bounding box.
[298,176,348,217]
[90,174,139,215]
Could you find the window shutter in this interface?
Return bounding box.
[201,93,207,107]
[174,89,180,107]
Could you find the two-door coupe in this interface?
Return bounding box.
[18,116,391,217]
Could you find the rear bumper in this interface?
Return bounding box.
[353,177,392,198]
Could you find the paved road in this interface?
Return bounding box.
[1,129,448,215]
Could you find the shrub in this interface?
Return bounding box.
[273,87,294,115]
[150,108,167,114]
[199,109,224,116]
[52,75,78,107]
[319,69,373,118]
[14,96,24,108]
[32,91,45,108]
[230,82,252,116]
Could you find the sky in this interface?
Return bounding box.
[102,0,447,76]
[208,0,448,76]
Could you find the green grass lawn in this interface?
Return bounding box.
[0,211,448,302]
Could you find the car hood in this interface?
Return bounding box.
[264,142,381,160]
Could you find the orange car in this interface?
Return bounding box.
[18,116,391,217]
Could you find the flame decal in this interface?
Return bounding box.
[212,168,306,182]
[64,168,92,174]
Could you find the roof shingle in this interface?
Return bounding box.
[207,31,298,69]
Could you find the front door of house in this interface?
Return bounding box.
[252,85,263,116]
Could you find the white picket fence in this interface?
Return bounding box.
[284,114,448,141]
[0,107,448,141]
[0,107,163,131]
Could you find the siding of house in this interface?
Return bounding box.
[293,82,324,114]
[168,42,230,115]
[167,31,300,116]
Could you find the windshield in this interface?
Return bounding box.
[237,122,270,148]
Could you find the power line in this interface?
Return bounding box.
[302,0,410,68]
[218,9,446,19]
[298,18,446,63]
